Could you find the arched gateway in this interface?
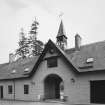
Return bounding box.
[44,74,64,99]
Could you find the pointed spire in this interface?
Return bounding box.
[57,20,66,37]
[56,20,67,50]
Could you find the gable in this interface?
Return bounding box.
[29,40,78,78]
[32,54,76,83]
[44,44,59,59]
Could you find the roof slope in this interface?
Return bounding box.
[67,41,105,72]
[0,56,39,80]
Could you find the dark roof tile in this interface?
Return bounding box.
[0,56,39,80]
[69,40,105,72]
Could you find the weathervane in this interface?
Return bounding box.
[59,12,64,19]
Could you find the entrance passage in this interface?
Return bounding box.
[44,74,63,99]
[90,80,105,104]
[0,86,3,99]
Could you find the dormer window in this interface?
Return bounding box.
[86,57,94,63]
[24,68,29,72]
[47,57,57,68]
[11,69,16,74]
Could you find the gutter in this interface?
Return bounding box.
[13,79,15,100]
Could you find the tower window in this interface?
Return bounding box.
[24,85,29,94]
[47,57,57,68]
[8,85,12,94]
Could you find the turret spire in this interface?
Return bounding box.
[56,20,67,50]
[57,20,66,37]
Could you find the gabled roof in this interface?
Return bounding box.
[1,39,105,80]
[0,39,78,80]
[29,39,78,77]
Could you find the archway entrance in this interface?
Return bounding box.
[44,74,63,99]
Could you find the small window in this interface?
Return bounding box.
[47,58,57,68]
[8,85,12,94]
[24,85,29,94]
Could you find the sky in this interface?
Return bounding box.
[0,0,105,63]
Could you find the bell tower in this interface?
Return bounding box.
[56,20,67,50]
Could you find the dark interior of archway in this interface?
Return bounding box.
[44,74,62,99]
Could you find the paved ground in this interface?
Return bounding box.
[0,100,104,105]
[0,100,66,105]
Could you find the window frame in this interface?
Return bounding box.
[8,85,13,94]
[47,57,58,68]
[24,84,29,94]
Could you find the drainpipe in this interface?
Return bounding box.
[13,79,15,100]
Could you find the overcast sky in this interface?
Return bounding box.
[0,0,105,63]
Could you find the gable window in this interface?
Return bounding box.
[24,85,29,94]
[8,85,12,94]
[47,57,57,68]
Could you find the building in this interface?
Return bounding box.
[0,20,105,104]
